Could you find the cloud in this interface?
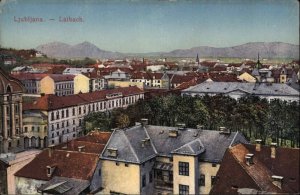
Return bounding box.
[0,0,17,14]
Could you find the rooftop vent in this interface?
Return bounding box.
[107,148,118,158]
[197,125,204,130]
[176,123,186,130]
[219,127,230,134]
[78,145,85,152]
[272,175,283,189]
[141,138,150,147]
[169,129,179,138]
[245,153,254,166]
[270,142,277,158]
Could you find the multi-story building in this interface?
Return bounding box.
[40,74,75,96]
[130,72,169,88]
[0,68,26,153]
[10,73,47,94]
[23,86,144,146]
[182,81,299,102]
[100,121,248,195]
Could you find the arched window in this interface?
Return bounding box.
[6,85,12,93]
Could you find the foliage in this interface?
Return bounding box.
[83,95,300,148]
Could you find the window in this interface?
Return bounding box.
[179,184,189,195]
[98,169,101,176]
[24,127,28,132]
[179,162,189,176]
[72,108,75,116]
[62,110,64,118]
[211,176,216,186]
[142,175,146,187]
[199,174,205,186]
[149,172,153,183]
[31,126,35,132]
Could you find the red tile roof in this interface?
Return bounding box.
[48,74,75,82]
[23,86,144,111]
[10,73,49,81]
[15,149,99,181]
[15,131,111,181]
[210,143,299,195]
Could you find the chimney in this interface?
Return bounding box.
[245,153,254,166]
[219,127,230,135]
[48,144,55,158]
[270,142,277,158]
[141,138,150,147]
[176,123,186,130]
[78,145,85,152]
[141,118,148,127]
[197,125,204,130]
[271,175,283,189]
[255,139,262,152]
[46,165,56,178]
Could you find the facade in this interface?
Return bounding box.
[40,74,75,96]
[130,72,168,88]
[74,74,90,94]
[10,73,47,94]
[100,122,248,195]
[108,80,145,89]
[23,111,48,149]
[23,86,144,146]
[0,68,26,153]
[104,69,131,81]
[182,81,300,102]
[210,142,299,195]
[0,150,41,194]
[15,131,111,195]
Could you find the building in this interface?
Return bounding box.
[237,72,256,83]
[108,80,145,89]
[40,74,75,96]
[23,86,144,146]
[22,111,48,149]
[15,131,111,195]
[62,67,95,75]
[10,73,48,94]
[0,68,26,153]
[210,142,299,195]
[100,122,248,195]
[182,81,299,102]
[130,72,169,88]
[0,149,41,194]
[104,69,131,81]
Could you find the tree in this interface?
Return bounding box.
[116,113,130,128]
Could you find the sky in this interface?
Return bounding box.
[0,0,299,53]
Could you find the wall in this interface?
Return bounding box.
[40,76,54,95]
[74,74,90,94]
[101,160,140,194]
[90,161,102,193]
[173,155,198,195]
[199,162,220,194]
[108,81,144,89]
[140,159,155,195]
[15,177,46,195]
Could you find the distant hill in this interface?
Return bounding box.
[36,41,123,59]
[36,41,299,59]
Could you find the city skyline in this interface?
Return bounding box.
[0,0,299,53]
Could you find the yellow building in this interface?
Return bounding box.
[40,75,74,96]
[108,80,144,89]
[100,122,248,195]
[238,72,256,83]
[74,74,90,94]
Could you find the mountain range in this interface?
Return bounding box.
[36,41,299,59]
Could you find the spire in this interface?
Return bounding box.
[256,52,262,69]
[257,52,260,63]
[196,53,200,65]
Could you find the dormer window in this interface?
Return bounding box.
[107,148,118,157]
[46,165,56,177]
[245,153,254,166]
[169,129,179,138]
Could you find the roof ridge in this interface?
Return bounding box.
[143,126,158,154]
[122,130,140,163]
[229,131,239,148]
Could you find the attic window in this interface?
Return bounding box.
[169,129,179,137]
[107,148,118,158]
[206,87,210,89]
[6,85,12,93]
[224,88,227,90]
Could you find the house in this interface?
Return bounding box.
[108,80,145,89]
[210,142,299,195]
[15,131,111,195]
[30,64,70,73]
[100,122,248,195]
[40,74,75,96]
[182,81,299,102]
[62,68,95,75]
[23,86,144,146]
[0,149,41,194]
[0,68,26,153]
[130,72,166,88]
